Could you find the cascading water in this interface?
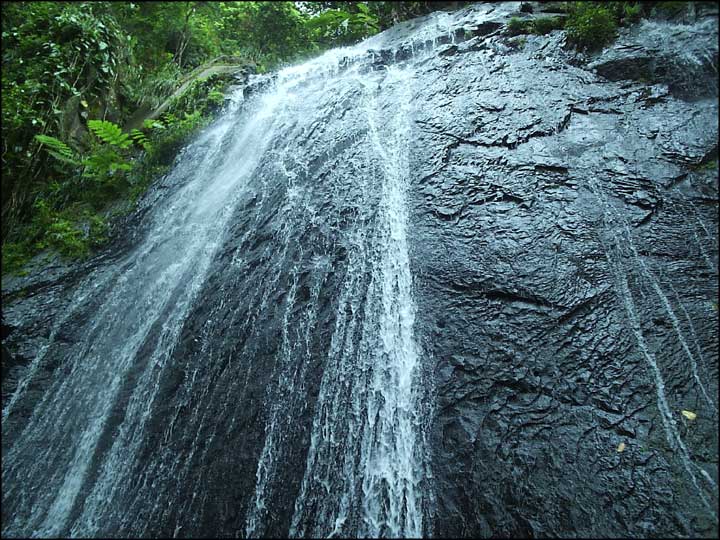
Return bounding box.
[1,6,469,538]
[1,74,286,539]
[287,65,426,539]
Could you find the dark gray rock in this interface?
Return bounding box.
[588,18,719,99]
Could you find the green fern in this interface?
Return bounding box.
[82,147,133,178]
[34,134,80,165]
[143,119,164,130]
[130,128,152,151]
[87,119,132,149]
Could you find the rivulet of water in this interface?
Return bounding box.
[287,64,428,539]
[587,176,718,520]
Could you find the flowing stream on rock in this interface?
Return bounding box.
[0,7,467,538]
[287,64,426,539]
[1,80,280,538]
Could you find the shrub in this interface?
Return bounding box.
[45,219,88,258]
[531,16,565,35]
[652,1,687,17]
[621,3,643,24]
[565,3,617,51]
[543,2,571,13]
[508,36,528,50]
[0,200,112,275]
[507,17,531,36]
[1,242,32,275]
[603,2,644,25]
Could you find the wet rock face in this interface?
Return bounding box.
[2,3,718,538]
[588,18,719,99]
[408,8,719,539]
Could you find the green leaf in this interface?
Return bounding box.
[143,119,164,130]
[129,128,152,151]
[34,134,79,165]
[46,149,80,165]
[87,120,131,148]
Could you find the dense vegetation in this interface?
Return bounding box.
[0,1,701,274]
[507,2,695,49]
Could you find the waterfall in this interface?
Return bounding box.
[1,7,456,538]
[288,65,426,539]
[1,80,289,538]
[3,2,717,538]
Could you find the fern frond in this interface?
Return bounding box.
[35,134,80,165]
[130,128,152,152]
[129,128,147,144]
[143,119,164,130]
[129,128,146,141]
[87,120,132,149]
[46,150,80,165]
[35,134,73,157]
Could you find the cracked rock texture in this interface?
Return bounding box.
[2,2,718,538]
